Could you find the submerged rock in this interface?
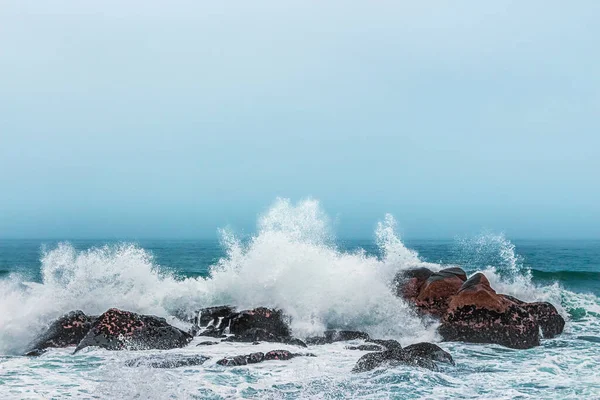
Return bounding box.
[74,308,192,353]
[125,354,210,368]
[25,311,95,356]
[217,350,314,366]
[346,344,383,351]
[222,328,307,347]
[439,273,540,349]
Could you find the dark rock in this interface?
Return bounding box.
[24,348,47,357]
[346,344,382,351]
[196,341,218,346]
[74,308,192,353]
[366,339,403,352]
[229,308,290,337]
[404,342,454,365]
[198,306,237,327]
[439,273,540,349]
[217,350,313,366]
[25,311,95,355]
[352,340,447,372]
[519,302,565,338]
[217,355,250,366]
[221,328,306,347]
[497,296,564,339]
[125,354,209,368]
[264,350,296,361]
[306,330,370,345]
[198,325,227,338]
[352,351,392,372]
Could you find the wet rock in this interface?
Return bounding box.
[125,354,209,368]
[404,342,454,365]
[25,311,95,355]
[229,308,290,337]
[439,273,540,349]
[24,348,47,357]
[414,267,468,316]
[366,339,404,352]
[196,341,218,346]
[197,306,237,327]
[74,308,192,353]
[221,328,307,347]
[306,330,370,345]
[352,339,447,372]
[198,325,227,338]
[264,349,297,361]
[346,344,383,351]
[217,350,313,366]
[352,351,394,372]
[393,267,434,300]
[520,302,565,338]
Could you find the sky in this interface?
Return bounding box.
[0,1,599,240]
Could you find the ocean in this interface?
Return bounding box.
[0,203,599,399]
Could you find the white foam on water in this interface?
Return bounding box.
[0,198,438,354]
[1,198,599,399]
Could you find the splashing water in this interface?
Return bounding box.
[0,199,437,354]
[0,199,574,355]
[1,198,599,399]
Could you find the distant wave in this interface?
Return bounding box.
[531,269,600,283]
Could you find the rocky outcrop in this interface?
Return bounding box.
[439,274,540,349]
[393,267,434,300]
[198,306,237,327]
[503,296,565,339]
[404,342,454,365]
[394,266,565,349]
[25,311,96,356]
[229,308,290,337]
[216,350,314,366]
[125,354,210,368]
[74,308,192,353]
[414,267,468,316]
[221,327,307,347]
[352,339,452,372]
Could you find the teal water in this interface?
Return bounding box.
[2,238,599,294]
[0,230,599,399]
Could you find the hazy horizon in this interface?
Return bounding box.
[1,1,599,240]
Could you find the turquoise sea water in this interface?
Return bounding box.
[0,208,599,399]
[3,239,598,295]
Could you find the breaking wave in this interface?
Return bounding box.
[0,198,591,355]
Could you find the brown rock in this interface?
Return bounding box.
[414,267,468,316]
[439,273,540,349]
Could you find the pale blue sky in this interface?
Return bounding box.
[1,1,599,239]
